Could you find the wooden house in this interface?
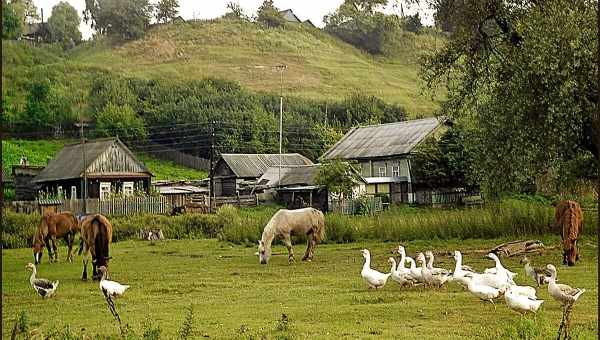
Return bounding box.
[213,153,313,196]
[33,138,153,199]
[279,9,301,23]
[321,118,448,204]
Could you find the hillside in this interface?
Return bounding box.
[69,20,442,116]
[2,139,207,182]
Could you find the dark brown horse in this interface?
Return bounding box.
[79,214,113,280]
[555,200,583,266]
[32,211,80,264]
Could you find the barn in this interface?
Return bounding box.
[33,138,153,199]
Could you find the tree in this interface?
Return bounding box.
[420,0,597,196]
[256,0,285,28]
[324,0,403,54]
[223,1,247,21]
[83,0,152,39]
[12,0,38,24]
[316,160,362,198]
[95,103,147,139]
[155,0,178,24]
[2,1,22,39]
[47,2,82,49]
[403,13,422,33]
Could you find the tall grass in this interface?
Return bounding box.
[3,200,596,249]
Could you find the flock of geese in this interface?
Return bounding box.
[360,246,586,316]
[25,263,129,301]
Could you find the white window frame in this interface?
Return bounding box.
[71,186,77,200]
[123,182,134,197]
[392,166,400,177]
[378,167,386,177]
[100,182,111,200]
[57,186,63,199]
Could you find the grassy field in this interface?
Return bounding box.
[3,236,597,339]
[2,139,206,181]
[69,20,442,117]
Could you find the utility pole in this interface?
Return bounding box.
[75,122,89,214]
[209,121,215,213]
[275,64,287,188]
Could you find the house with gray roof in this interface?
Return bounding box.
[321,118,446,204]
[34,138,153,200]
[213,153,313,196]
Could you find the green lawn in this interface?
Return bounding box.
[3,236,597,339]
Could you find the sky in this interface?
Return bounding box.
[33,0,434,40]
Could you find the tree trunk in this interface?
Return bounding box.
[596,2,600,334]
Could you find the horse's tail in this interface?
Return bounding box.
[313,209,326,243]
[92,215,110,267]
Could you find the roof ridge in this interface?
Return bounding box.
[354,117,439,129]
[64,137,118,147]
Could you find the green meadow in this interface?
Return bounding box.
[3,236,597,339]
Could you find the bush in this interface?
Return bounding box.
[2,211,39,248]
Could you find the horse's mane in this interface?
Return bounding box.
[260,212,279,246]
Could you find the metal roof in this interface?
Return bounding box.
[34,138,151,183]
[220,153,313,178]
[258,164,321,188]
[321,118,441,160]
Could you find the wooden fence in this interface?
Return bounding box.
[211,195,258,209]
[414,191,483,206]
[10,197,171,216]
[329,197,383,215]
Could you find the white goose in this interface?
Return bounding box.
[425,251,450,275]
[388,257,417,287]
[504,286,544,316]
[360,249,391,289]
[405,256,424,283]
[463,274,505,309]
[26,263,59,298]
[507,284,538,299]
[484,253,517,284]
[546,264,585,306]
[397,246,408,268]
[418,252,451,288]
[99,266,129,298]
[452,251,478,287]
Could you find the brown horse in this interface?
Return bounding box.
[79,214,113,280]
[555,200,583,266]
[32,211,80,265]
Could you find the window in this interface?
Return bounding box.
[100,182,111,200]
[392,166,400,177]
[378,167,386,177]
[71,186,77,200]
[123,182,134,197]
[57,186,63,199]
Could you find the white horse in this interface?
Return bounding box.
[258,208,326,265]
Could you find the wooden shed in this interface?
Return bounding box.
[12,165,45,201]
[33,138,153,199]
[213,153,313,196]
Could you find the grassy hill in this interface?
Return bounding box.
[2,139,206,182]
[69,20,442,116]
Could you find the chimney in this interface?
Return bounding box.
[41,8,44,23]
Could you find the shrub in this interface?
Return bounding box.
[2,211,39,248]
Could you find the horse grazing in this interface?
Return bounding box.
[258,208,325,265]
[79,214,113,280]
[555,200,583,266]
[32,211,80,265]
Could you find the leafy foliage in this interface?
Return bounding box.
[95,102,147,139]
[47,1,82,49]
[421,0,598,196]
[411,125,472,189]
[316,160,361,197]
[324,0,403,55]
[403,13,422,33]
[2,1,22,39]
[256,0,285,28]
[155,0,179,24]
[83,0,152,39]
[224,1,247,21]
